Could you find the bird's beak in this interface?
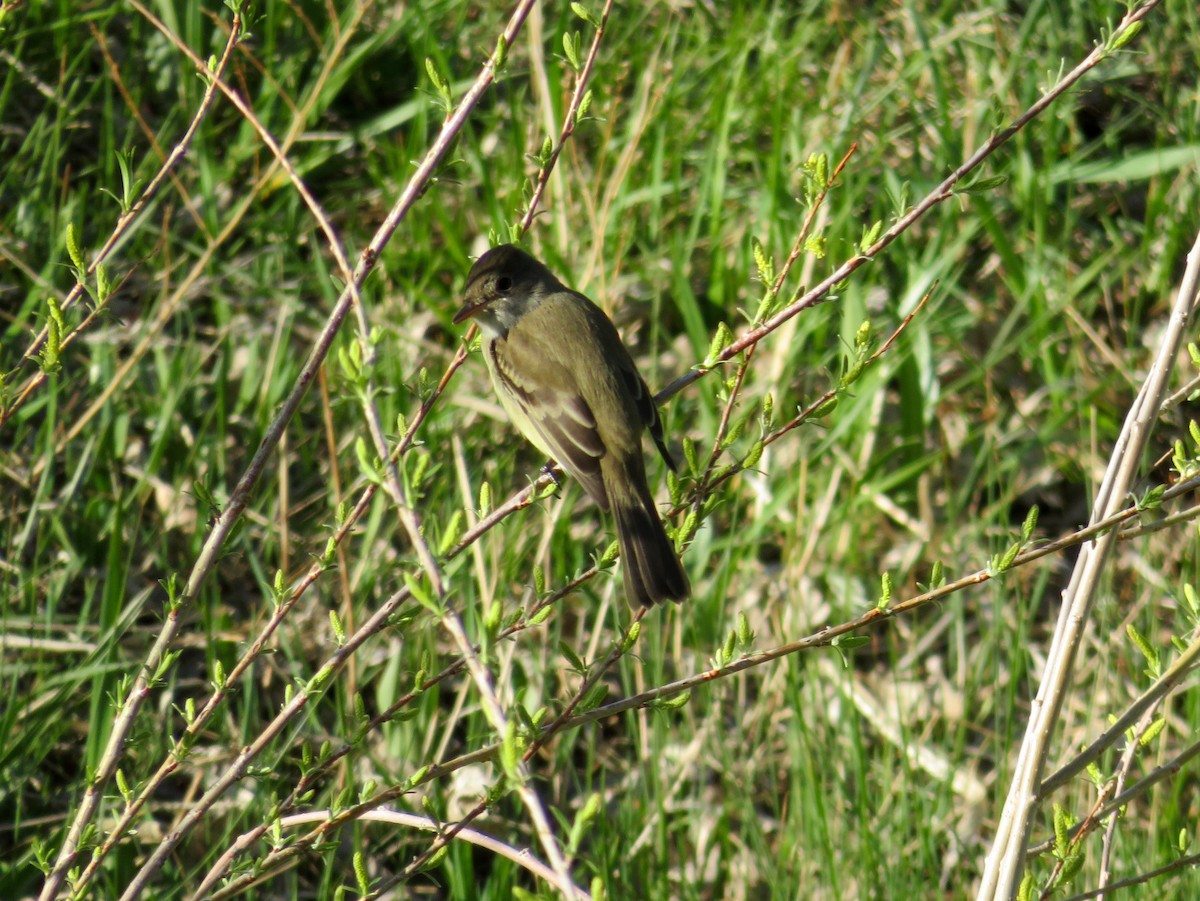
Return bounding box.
[453,299,481,325]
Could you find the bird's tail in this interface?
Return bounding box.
[609,465,689,607]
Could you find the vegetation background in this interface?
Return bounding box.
[3,0,1200,898]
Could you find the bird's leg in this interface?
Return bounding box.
[540,462,562,495]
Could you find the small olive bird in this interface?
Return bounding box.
[454,244,689,607]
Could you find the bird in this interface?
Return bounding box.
[454,244,689,607]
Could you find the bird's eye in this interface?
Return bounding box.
[495,276,513,292]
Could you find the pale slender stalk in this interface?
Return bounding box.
[977,224,1200,899]
[225,809,588,897]
[1038,631,1200,795]
[33,16,244,898]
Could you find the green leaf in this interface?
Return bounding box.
[65,223,85,274]
[752,236,775,286]
[722,412,747,449]
[115,768,131,802]
[1058,846,1086,886]
[484,599,502,639]
[1184,583,1199,618]
[930,560,945,589]
[736,611,754,650]
[960,173,1009,194]
[437,510,464,555]
[989,541,1021,576]
[1125,623,1160,678]
[721,629,736,664]
[620,620,641,652]
[578,681,608,712]
[499,719,522,783]
[568,792,602,852]
[560,641,588,676]
[571,2,601,28]
[831,634,870,668]
[1052,803,1074,859]
[1136,485,1165,511]
[354,437,379,484]
[563,31,582,71]
[1108,19,1143,51]
[1139,716,1166,748]
[810,395,838,418]
[859,220,883,253]
[705,321,733,366]
[653,690,691,711]
[854,320,872,351]
[114,147,143,210]
[575,88,593,123]
[423,844,449,870]
[682,436,699,474]
[753,287,776,323]
[38,295,65,373]
[1021,505,1039,542]
[425,57,448,98]
[405,573,441,616]
[337,339,363,382]
[354,851,370,893]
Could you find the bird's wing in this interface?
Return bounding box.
[486,333,610,508]
[617,357,676,472]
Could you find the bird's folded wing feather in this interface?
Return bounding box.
[487,335,610,508]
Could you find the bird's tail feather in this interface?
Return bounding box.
[612,486,689,607]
